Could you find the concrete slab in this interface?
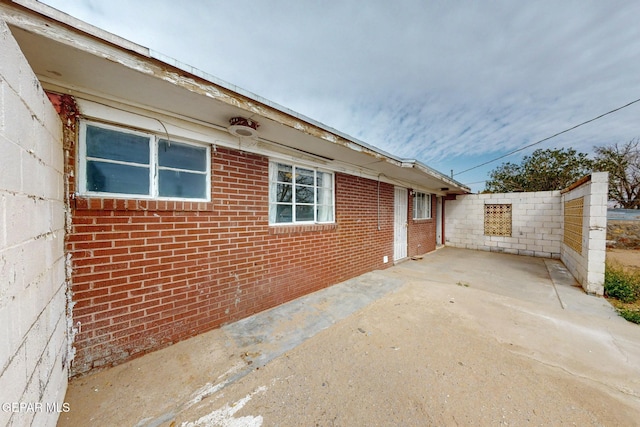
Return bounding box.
[59,247,640,426]
[223,271,406,368]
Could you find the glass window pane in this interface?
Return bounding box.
[413,193,431,219]
[87,161,149,195]
[316,188,333,204]
[317,205,333,222]
[159,170,206,199]
[277,183,292,203]
[296,186,314,203]
[86,125,150,164]
[275,205,292,223]
[317,171,332,187]
[277,164,293,183]
[296,205,314,221]
[295,168,314,185]
[158,140,207,171]
[269,163,334,224]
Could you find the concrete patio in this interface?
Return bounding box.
[58,247,640,426]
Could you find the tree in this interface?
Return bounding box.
[594,139,640,209]
[484,148,593,193]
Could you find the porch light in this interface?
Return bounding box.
[228,117,259,138]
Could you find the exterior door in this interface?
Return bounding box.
[436,196,443,245]
[394,187,408,261]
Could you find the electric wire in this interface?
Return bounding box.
[454,97,640,176]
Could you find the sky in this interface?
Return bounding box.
[39,0,640,192]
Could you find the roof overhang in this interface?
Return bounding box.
[0,0,470,195]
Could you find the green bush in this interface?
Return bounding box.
[619,309,640,324]
[604,265,639,304]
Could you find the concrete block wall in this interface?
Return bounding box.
[0,20,68,427]
[561,173,608,295]
[445,191,562,258]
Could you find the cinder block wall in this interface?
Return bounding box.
[66,143,397,376]
[561,172,608,295]
[445,191,562,258]
[0,20,68,427]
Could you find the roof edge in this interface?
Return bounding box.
[401,159,471,193]
[9,0,467,193]
[12,0,149,56]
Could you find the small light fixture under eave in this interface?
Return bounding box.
[228,117,259,139]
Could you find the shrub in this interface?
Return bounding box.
[619,309,640,324]
[604,264,639,303]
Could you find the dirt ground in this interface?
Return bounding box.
[170,283,639,427]
[58,249,640,427]
[607,248,640,272]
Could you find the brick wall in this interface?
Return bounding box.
[0,20,68,427]
[445,191,562,258]
[67,142,398,376]
[408,193,437,256]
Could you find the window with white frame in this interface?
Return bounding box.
[269,162,334,224]
[413,192,432,219]
[79,121,210,200]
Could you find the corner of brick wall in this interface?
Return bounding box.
[408,193,437,256]
[66,134,400,375]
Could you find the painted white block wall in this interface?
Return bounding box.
[561,172,608,295]
[0,19,68,426]
[445,191,562,258]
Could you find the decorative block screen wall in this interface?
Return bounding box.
[484,204,512,236]
[445,192,562,258]
[563,197,584,254]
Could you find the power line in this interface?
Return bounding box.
[454,97,640,176]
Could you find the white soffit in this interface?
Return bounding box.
[1,0,470,194]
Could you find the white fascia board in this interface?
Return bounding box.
[405,159,470,193]
[6,0,148,56]
[5,0,416,177]
[10,0,465,194]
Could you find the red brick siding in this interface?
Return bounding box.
[52,91,436,376]
[67,143,399,376]
[408,192,437,256]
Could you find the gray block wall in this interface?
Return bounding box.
[445,191,562,258]
[0,19,69,426]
